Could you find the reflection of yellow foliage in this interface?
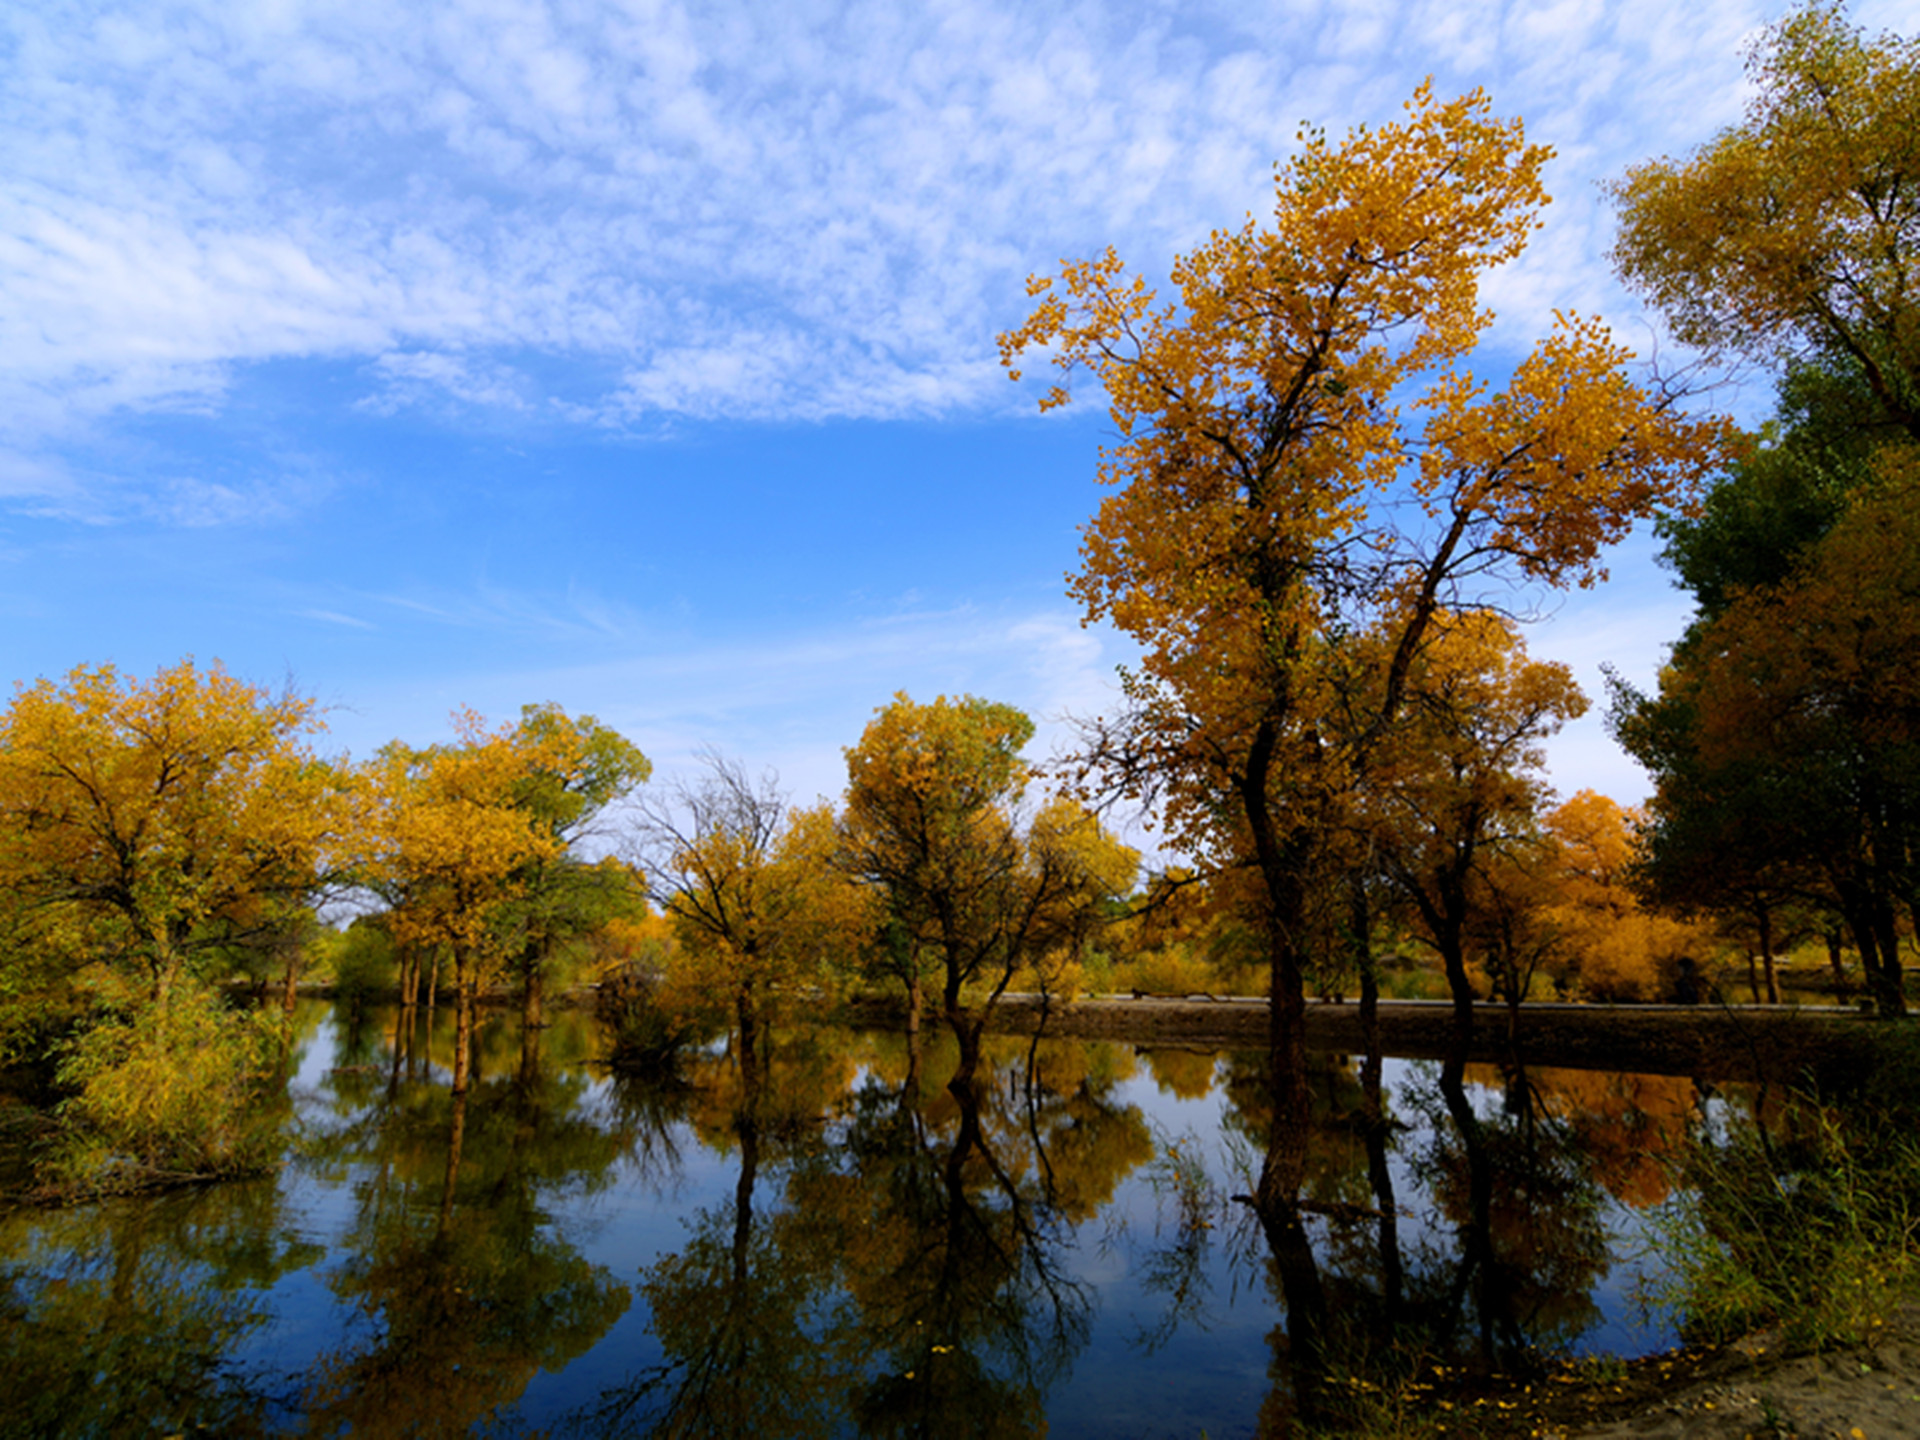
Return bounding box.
[1514,1066,1700,1208]
[1141,1048,1218,1100]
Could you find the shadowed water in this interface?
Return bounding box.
[0,1000,1710,1437]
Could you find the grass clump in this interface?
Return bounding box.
[1649,1026,1920,1350]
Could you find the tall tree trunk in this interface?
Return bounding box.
[1826,926,1850,1001]
[1256,915,1312,1217]
[1757,901,1779,1005]
[451,952,475,1096]
[1871,896,1907,1017]
[1241,722,1314,1223]
[735,986,762,1099]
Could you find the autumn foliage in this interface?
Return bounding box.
[0,659,348,1012]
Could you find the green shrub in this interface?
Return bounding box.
[48,984,284,1192]
[1079,950,1114,997]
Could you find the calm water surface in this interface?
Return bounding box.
[0,1000,1706,1437]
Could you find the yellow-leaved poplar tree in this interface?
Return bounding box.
[369,711,573,1093]
[840,694,1137,1076]
[637,755,875,1083]
[1540,791,1713,1003]
[1001,83,1727,1221]
[0,658,348,1007]
[1610,2,1920,439]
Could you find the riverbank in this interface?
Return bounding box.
[276,981,1894,1080]
[1515,1304,1920,1438]
[843,992,1893,1081]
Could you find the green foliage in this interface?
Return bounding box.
[1658,355,1894,625]
[328,917,398,1004]
[48,985,285,1192]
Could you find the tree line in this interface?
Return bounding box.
[1,3,1914,1199]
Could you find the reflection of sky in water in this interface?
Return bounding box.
[10,1007,1697,1437]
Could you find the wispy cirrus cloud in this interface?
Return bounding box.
[9,0,1875,470]
[324,595,1139,808]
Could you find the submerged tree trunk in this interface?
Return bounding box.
[1438,1048,1509,1375]
[424,947,442,1054]
[281,948,301,1026]
[1351,877,1404,1315]
[438,1086,468,1238]
[523,955,545,1034]
[519,953,547,1087]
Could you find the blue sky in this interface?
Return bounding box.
[4,0,1899,831]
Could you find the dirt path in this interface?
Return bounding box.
[1531,1308,1920,1439]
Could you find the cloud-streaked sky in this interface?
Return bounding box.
[4,0,1897,825]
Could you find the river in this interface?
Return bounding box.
[0,998,1724,1437]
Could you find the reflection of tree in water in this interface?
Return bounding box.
[0,1177,316,1437]
[1158,1045,1631,1432]
[826,1031,1147,1438]
[1402,1061,1613,1363]
[579,1028,860,1439]
[1510,1066,1696,1210]
[582,1025,1153,1438]
[301,1037,635,1437]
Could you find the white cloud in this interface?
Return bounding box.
[319,595,1138,816]
[3,0,1817,467]
[296,608,376,630]
[362,349,535,414]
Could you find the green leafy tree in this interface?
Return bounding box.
[492,703,651,1072]
[1622,458,1920,1014]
